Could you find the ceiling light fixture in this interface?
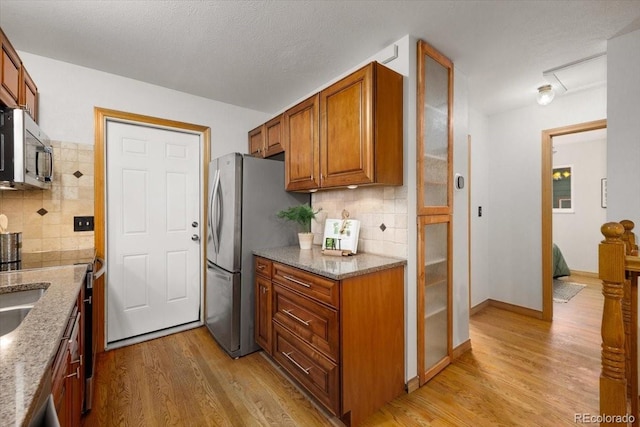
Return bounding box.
[536,84,555,106]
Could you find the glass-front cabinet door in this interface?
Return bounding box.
[417,215,452,383]
[417,39,453,385]
[417,40,453,215]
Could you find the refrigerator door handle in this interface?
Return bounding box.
[210,169,221,254]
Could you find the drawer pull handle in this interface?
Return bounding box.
[282,309,310,326]
[282,275,311,288]
[257,264,266,270]
[282,351,311,375]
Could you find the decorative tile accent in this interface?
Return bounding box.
[312,186,408,258]
[0,141,95,252]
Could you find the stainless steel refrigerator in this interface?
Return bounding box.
[206,152,309,357]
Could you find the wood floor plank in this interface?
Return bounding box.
[83,273,601,426]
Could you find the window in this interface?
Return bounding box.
[552,166,573,212]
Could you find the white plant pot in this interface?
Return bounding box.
[298,232,314,250]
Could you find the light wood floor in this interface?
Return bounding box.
[83,275,602,426]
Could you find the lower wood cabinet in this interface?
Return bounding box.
[52,286,84,427]
[254,255,405,426]
[254,269,272,353]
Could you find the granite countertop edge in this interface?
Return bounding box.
[253,245,406,280]
[0,265,87,426]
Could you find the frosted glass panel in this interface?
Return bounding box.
[423,222,448,371]
[422,55,449,207]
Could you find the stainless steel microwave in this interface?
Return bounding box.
[0,108,53,190]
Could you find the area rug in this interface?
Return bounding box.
[553,279,586,303]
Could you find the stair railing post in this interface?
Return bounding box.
[600,222,628,426]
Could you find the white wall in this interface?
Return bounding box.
[18,52,270,158]
[452,67,470,346]
[607,27,640,395]
[487,86,606,311]
[607,28,640,228]
[552,138,607,273]
[469,108,491,307]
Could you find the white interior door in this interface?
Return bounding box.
[106,120,202,343]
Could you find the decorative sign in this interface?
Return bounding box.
[322,218,360,254]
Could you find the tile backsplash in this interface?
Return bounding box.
[0,141,94,253]
[311,186,408,259]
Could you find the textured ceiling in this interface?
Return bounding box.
[1,1,639,116]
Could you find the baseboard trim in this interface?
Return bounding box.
[452,339,471,359]
[470,299,491,316]
[488,299,544,319]
[405,376,420,394]
[570,269,598,278]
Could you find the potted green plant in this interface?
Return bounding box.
[277,204,321,249]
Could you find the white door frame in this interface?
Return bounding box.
[94,107,211,352]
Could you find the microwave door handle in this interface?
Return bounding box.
[48,150,53,181]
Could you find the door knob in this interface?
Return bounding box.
[191,234,200,241]
[192,221,198,228]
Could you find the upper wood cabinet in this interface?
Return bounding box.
[1,28,21,108]
[284,61,403,192]
[248,114,284,158]
[20,66,38,122]
[417,40,453,215]
[0,27,39,122]
[283,94,320,191]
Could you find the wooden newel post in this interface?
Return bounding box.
[621,220,638,256]
[600,222,628,426]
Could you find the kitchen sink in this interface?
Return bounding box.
[0,288,46,337]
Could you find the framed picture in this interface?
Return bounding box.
[601,178,607,208]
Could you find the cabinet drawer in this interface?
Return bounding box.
[255,257,272,279]
[273,263,338,308]
[273,283,338,361]
[273,324,339,415]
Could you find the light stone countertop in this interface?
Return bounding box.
[0,265,87,426]
[253,245,406,280]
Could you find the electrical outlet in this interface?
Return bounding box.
[74,216,94,232]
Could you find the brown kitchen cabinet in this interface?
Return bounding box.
[0,27,39,121]
[20,65,38,122]
[249,115,284,158]
[254,257,273,354]
[52,286,85,427]
[283,94,320,191]
[284,61,403,192]
[0,27,21,109]
[254,255,404,426]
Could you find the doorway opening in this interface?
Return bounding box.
[541,119,606,321]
